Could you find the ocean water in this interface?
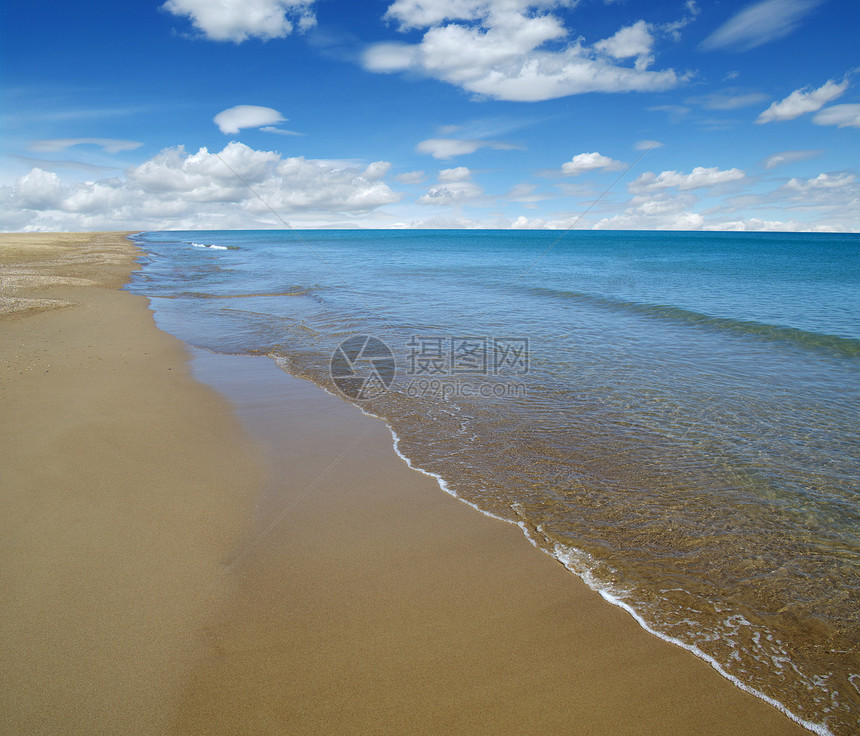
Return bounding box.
[128,229,859,735]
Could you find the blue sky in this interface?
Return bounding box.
[1,0,858,231]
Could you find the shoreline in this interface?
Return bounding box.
[2,232,812,734]
[217,356,831,736]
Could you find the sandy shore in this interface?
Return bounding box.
[1,232,809,734]
[0,233,263,734]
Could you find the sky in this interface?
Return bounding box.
[1,0,858,231]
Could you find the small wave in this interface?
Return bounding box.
[548,541,835,736]
[188,242,235,250]
[155,289,314,300]
[525,286,860,357]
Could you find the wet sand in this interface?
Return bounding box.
[0,232,810,734]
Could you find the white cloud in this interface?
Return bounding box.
[1,142,401,231]
[415,137,518,159]
[783,172,856,193]
[813,104,860,128]
[594,192,705,230]
[634,139,664,151]
[756,79,849,123]
[163,0,316,42]
[438,166,472,182]
[418,166,482,204]
[769,173,859,226]
[363,161,392,180]
[714,171,859,230]
[700,0,822,51]
[511,214,544,229]
[363,2,682,102]
[505,183,552,203]
[629,166,745,193]
[386,0,517,29]
[27,138,144,154]
[662,0,701,41]
[395,170,426,184]
[418,182,483,205]
[762,149,820,169]
[12,156,117,175]
[561,152,625,175]
[214,105,287,134]
[687,91,769,110]
[14,168,65,209]
[390,214,494,229]
[704,218,838,232]
[260,126,303,136]
[593,20,655,71]
[416,138,484,159]
[362,42,417,72]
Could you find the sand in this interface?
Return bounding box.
[0,233,263,734]
[0,232,810,735]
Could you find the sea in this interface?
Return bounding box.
[127,229,859,735]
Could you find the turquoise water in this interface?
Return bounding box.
[128,230,860,734]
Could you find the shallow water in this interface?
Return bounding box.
[128,229,860,735]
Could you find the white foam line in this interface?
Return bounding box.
[552,546,834,736]
[379,416,835,736]
[266,357,833,736]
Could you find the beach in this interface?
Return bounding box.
[1,232,812,734]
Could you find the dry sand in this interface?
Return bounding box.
[1,233,262,734]
[0,232,810,735]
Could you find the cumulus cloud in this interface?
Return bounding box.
[561,152,625,175]
[14,168,65,209]
[700,0,822,51]
[163,0,316,42]
[594,192,705,230]
[214,105,288,134]
[509,213,591,229]
[438,166,471,182]
[1,142,400,231]
[511,215,543,229]
[813,103,860,128]
[363,1,682,102]
[418,166,482,204]
[629,166,745,193]
[783,172,856,193]
[704,218,838,232]
[763,172,859,227]
[28,138,144,154]
[756,79,849,123]
[762,149,820,169]
[593,20,655,71]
